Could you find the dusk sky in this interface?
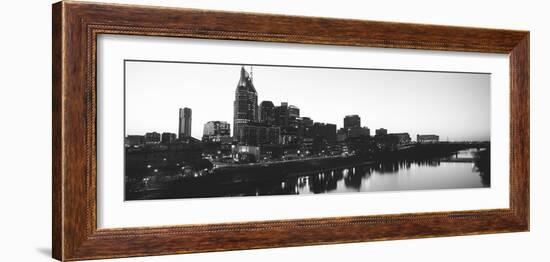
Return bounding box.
[125,61,490,141]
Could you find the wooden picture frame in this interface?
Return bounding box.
[52,1,529,261]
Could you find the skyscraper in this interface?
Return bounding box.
[288,105,300,129]
[299,117,314,138]
[288,105,300,119]
[274,102,302,144]
[259,100,275,125]
[274,102,289,127]
[179,107,192,138]
[233,67,258,136]
[344,115,361,129]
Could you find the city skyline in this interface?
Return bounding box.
[125,60,490,141]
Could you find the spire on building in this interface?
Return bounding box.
[237,66,257,93]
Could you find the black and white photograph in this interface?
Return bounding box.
[124,61,491,201]
[3,0,543,261]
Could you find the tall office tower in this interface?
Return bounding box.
[297,117,313,140]
[179,107,192,138]
[301,117,314,127]
[344,114,361,129]
[233,66,258,136]
[274,102,289,127]
[288,105,300,119]
[288,105,300,128]
[259,100,275,125]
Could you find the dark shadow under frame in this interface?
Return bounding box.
[52,1,529,261]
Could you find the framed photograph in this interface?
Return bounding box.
[52,1,529,261]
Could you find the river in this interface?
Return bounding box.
[127,148,490,200]
[253,148,490,196]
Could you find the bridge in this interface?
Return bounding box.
[378,141,490,161]
[397,141,489,151]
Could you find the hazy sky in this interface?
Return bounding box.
[125,61,490,141]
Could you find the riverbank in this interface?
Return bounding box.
[126,155,375,200]
[126,145,489,200]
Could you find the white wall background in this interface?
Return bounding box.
[0,0,546,261]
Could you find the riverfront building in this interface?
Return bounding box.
[234,122,281,146]
[202,121,231,142]
[310,122,337,143]
[375,128,388,136]
[144,132,161,144]
[161,132,177,144]
[348,126,370,138]
[125,135,145,147]
[125,142,203,180]
[389,133,412,144]
[232,145,261,162]
[417,134,440,144]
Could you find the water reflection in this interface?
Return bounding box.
[474,148,491,187]
[267,149,490,196]
[130,148,491,200]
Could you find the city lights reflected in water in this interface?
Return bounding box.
[126,149,489,200]
[269,149,489,195]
